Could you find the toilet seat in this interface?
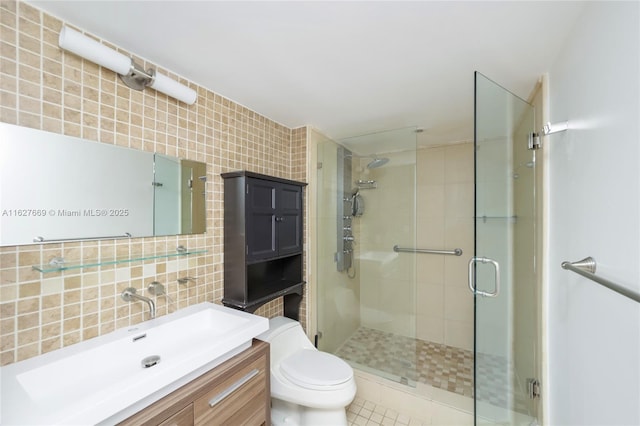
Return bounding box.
[280,349,353,390]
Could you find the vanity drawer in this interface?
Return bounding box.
[158,404,193,426]
[194,355,267,425]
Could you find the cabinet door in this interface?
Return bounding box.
[276,183,303,256]
[246,179,277,261]
[193,356,267,425]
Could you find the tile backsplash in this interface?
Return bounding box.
[0,1,308,366]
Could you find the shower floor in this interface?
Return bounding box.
[335,327,474,397]
[335,327,530,414]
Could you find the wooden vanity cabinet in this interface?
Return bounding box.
[118,339,270,426]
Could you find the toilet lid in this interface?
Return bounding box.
[280,350,353,389]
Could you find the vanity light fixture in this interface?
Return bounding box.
[58,26,197,105]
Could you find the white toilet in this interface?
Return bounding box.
[257,316,357,426]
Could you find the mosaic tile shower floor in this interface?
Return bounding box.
[335,327,529,414]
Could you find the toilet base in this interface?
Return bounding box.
[271,398,348,426]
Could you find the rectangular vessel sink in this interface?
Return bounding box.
[0,302,268,425]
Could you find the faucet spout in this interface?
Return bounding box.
[121,287,156,319]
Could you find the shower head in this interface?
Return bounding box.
[367,157,390,169]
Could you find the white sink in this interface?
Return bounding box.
[0,302,268,425]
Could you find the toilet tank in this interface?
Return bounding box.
[257,317,315,366]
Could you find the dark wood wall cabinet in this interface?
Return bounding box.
[221,171,306,319]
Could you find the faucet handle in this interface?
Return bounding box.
[147,281,165,296]
[178,276,197,285]
[121,287,138,301]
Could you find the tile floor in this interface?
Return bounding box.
[347,398,426,426]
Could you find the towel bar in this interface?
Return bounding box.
[561,257,640,304]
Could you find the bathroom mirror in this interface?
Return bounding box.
[0,122,206,246]
[153,155,207,236]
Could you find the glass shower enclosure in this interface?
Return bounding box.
[314,73,539,425]
[316,127,420,385]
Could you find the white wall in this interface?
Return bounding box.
[547,2,640,425]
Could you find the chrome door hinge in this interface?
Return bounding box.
[528,132,541,150]
[527,378,541,399]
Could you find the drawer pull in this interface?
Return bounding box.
[208,368,260,408]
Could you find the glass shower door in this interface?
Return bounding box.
[472,72,539,425]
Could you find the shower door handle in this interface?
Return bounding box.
[468,256,501,297]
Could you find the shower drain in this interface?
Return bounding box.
[141,355,161,368]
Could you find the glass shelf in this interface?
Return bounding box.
[33,249,208,273]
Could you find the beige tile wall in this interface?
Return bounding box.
[356,152,417,338]
[0,1,308,366]
[290,126,309,327]
[416,142,474,351]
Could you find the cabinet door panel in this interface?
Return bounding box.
[278,213,302,255]
[277,184,303,256]
[249,182,276,210]
[278,184,301,211]
[194,356,267,425]
[247,212,276,260]
[246,180,277,261]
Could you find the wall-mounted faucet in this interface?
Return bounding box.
[121,287,156,319]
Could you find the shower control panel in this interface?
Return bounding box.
[336,213,355,271]
[336,147,354,272]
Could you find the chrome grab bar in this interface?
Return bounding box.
[33,232,132,243]
[393,245,462,256]
[468,256,501,297]
[562,257,640,304]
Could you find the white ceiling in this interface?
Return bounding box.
[28,1,587,146]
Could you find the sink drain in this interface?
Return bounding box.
[141,355,161,368]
